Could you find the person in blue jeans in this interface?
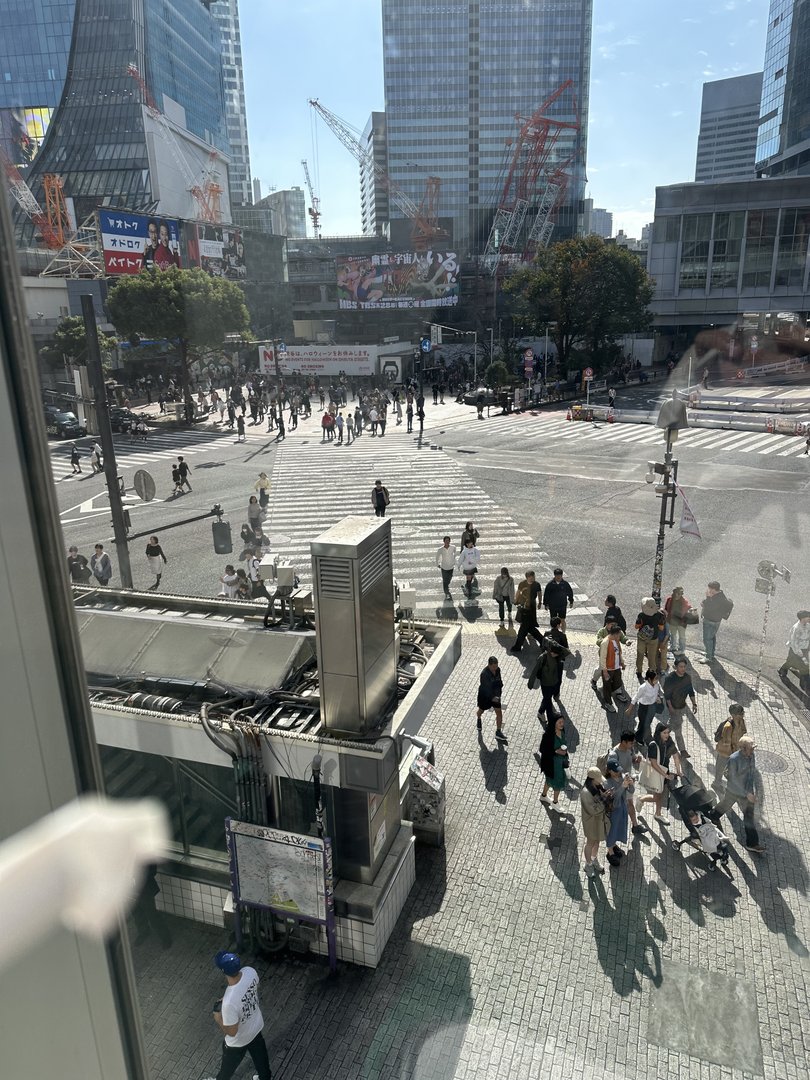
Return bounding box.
[700,580,733,662]
[715,737,765,852]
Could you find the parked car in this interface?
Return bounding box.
[46,411,87,438]
[462,386,498,406]
[109,407,141,433]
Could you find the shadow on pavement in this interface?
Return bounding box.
[590,874,665,995]
[478,733,508,804]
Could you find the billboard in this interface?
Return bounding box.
[190,224,247,279]
[336,251,460,310]
[99,210,182,276]
[0,106,54,168]
[259,344,377,377]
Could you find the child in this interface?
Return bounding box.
[171,463,183,495]
[687,810,729,870]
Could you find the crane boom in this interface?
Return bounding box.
[0,147,67,248]
[301,158,321,238]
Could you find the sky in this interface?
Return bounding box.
[241,0,770,239]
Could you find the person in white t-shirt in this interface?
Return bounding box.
[206,950,272,1080]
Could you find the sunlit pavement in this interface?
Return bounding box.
[132,630,809,1080]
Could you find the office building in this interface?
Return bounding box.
[695,73,763,183]
[259,187,307,238]
[582,198,612,238]
[757,0,810,176]
[360,111,390,238]
[381,0,592,254]
[211,0,252,207]
[253,177,263,203]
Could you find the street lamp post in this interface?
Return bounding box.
[473,331,478,384]
[647,392,688,604]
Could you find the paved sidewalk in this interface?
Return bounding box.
[133,630,810,1080]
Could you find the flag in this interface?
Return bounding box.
[676,484,701,540]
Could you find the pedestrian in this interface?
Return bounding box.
[368,405,379,435]
[714,736,765,852]
[777,609,810,693]
[436,536,456,599]
[547,616,569,705]
[335,411,344,444]
[603,593,626,631]
[542,567,574,630]
[267,402,276,432]
[171,463,183,495]
[700,580,734,663]
[529,640,563,722]
[662,656,697,756]
[177,455,192,491]
[492,566,515,624]
[91,441,103,474]
[599,624,626,709]
[603,756,633,865]
[713,703,747,789]
[804,433,810,455]
[539,714,568,805]
[636,722,683,824]
[629,669,663,746]
[218,398,226,424]
[664,585,691,656]
[461,521,479,549]
[218,565,239,598]
[394,399,402,425]
[406,401,413,433]
[607,387,616,408]
[246,548,269,600]
[137,419,148,443]
[236,414,245,442]
[345,411,354,444]
[354,405,363,436]
[590,617,629,702]
[580,766,609,877]
[247,495,263,538]
[476,655,507,743]
[70,443,82,474]
[67,545,91,583]
[158,393,166,414]
[510,571,544,652]
[235,568,252,600]
[457,538,480,599]
[275,411,286,441]
[634,597,665,681]
[609,731,647,835]
[371,478,390,517]
[227,401,236,428]
[417,403,425,435]
[254,472,270,510]
[90,543,112,586]
[145,535,167,590]
[321,411,332,442]
[289,399,298,430]
[208,950,273,1080]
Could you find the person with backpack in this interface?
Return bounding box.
[529,638,566,722]
[713,704,747,789]
[371,479,390,517]
[700,580,733,663]
[634,598,666,680]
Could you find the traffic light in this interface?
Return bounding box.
[212,519,232,554]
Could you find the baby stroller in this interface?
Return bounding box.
[669,779,730,871]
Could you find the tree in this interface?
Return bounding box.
[40,315,117,372]
[504,235,654,374]
[484,360,510,389]
[106,267,250,404]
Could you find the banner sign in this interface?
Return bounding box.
[192,224,247,279]
[99,210,181,276]
[336,251,460,310]
[676,484,702,540]
[259,344,377,376]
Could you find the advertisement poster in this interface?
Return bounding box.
[336,251,460,310]
[99,210,182,276]
[259,344,377,377]
[191,224,247,279]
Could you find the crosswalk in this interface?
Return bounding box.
[263,435,602,625]
[456,409,810,458]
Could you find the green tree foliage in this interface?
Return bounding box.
[484,360,511,388]
[106,267,250,401]
[504,235,654,373]
[40,315,117,371]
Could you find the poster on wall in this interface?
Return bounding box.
[99,210,182,276]
[336,251,460,310]
[259,344,377,377]
[191,224,247,279]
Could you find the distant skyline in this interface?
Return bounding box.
[241,0,770,239]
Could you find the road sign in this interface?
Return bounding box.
[277,341,287,353]
[420,336,432,353]
[523,348,533,360]
[583,366,594,381]
[750,336,758,352]
[133,469,156,503]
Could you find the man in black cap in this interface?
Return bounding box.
[205,950,273,1080]
[543,568,574,631]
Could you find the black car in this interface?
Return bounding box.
[46,411,87,438]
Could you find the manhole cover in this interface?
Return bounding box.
[753,749,791,774]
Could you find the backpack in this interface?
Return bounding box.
[720,596,734,620]
[713,719,730,742]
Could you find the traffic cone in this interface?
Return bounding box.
[566,408,571,421]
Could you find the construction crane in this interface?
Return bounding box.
[127,64,223,223]
[308,98,448,250]
[301,158,322,239]
[482,80,580,275]
[0,148,71,248]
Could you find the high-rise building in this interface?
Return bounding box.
[360,111,389,238]
[757,0,810,176]
[211,0,252,207]
[258,187,307,238]
[582,198,612,238]
[14,0,230,240]
[695,73,763,183]
[253,177,262,203]
[381,0,592,253]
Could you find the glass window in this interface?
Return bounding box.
[679,213,712,290]
[742,208,778,289]
[710,211,745,290]
[774,207,810,287]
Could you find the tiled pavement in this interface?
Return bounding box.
[132,629,810,1080]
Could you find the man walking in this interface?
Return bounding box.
[335,411,344,444]
[714,736,765,852]
[777,610,810,693]
[205,950,273,1080]
[90,543,112,586]
[436,536,456,599]
[700,580,733,662]
[510,571,544,653]
[599,624,626,710]
[275,411,286,442]
[542,567,574,630]
[345,411,354,445]
[177,455,192,492]
[634,597,665,680]
[663,656,697,756]
[476,656,507,743]
[371,479,390,517]
[91,441,103,474]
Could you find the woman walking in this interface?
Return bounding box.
[603,757,633,866]
[492,566,515,625]
[580,766,609,877]
[636,722,683,824]
[539,714,568,805]
[461,521,480,549]
[457,538,481,599]
[145,536,167,590]
[629,669,663,748]
[664,585,691,656]
[247,495,263,539]
[254,472,271,511]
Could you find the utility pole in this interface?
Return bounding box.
[81,294,133,589]
[647,391,688,604]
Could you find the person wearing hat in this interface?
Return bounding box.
[542,568,574,631]
[476,656,507,743]
[713,703,747,788]
[580,765,610,876]
[254,471,271,510]
[777,610,810,693]
[207,950,273,1080]
[714,735,765,852]
[603,757,634,866]
[634,598,666,681]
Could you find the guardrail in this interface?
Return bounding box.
[742,356,808,378]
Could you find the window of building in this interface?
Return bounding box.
[774,207,810,288]
[710,211,744,290]
[742,209,778,289]
[678,213,712,290]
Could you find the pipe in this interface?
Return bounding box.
[199,703,239,760]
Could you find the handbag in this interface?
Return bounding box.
[515,605,524,624]
[640,759,665,794]
[684,608,700,625]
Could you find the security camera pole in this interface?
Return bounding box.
[648,389,689,604]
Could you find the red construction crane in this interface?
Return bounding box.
[308,98,448,250]
[0,148,71,248]
[483,80,581,274]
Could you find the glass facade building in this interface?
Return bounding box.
[695,73,763,183]
[211,0,252,207]
[757,0,810,176]
[381,0,592,254]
